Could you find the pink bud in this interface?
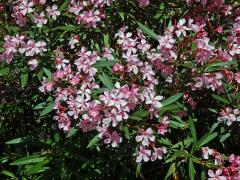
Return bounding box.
[216,26,223,34]
[113,63,122,73]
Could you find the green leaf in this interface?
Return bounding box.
[103,34,109,47]
[188,159,195,180]
[40,102,55,117]
[5,26,20,33]
[189,117,197,142]
[162,93,183,107]
[220,133,231,142]
[87,136,100,148]
[43,68,52,79]
[27,160,49,175]
[129,115,142,121]
[118,12,125,21]
[95,43,100,53]
[198,132,218,148]
[10,155,45,165]
[158,138,171,146]
[135,163,141,177]
[6,138,23,145]
[0,67,10,76]
[132,109,149,118]
[124,125,130,140]
[212,94,230,104]
[54,133,60,143]
[208,108,218,114]
[0,170,16,178]
[93,59,118,68]
[59,0,70,12]
[164,163,175,180]
[20,72,29,88]
[98,72,114,89]
[52,25,78,31]
[66,128,78,138]
[33,102,46,110]
[209,122,220,133]
[205,60,237,72]
[160,104,182,114]
[28,165,49,175]
[136,22,158,40]
[169,120,185,129]
[174,150,189,158]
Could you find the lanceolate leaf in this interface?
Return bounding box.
[87,136,100,148]
[40,102,55,117]
[212,94,230,104]
[66,128,78,138]
[10,155,45,165]
[98,72,114,89]
[136,22,158,40]
[0,170,16,178]
[5,137,23,145]
[59,0,70,12]
[188,159,196,180]
[220,133,231,143]
[20,71,29,88]
[189,117,197,143]
[198,132,218,148]
[162,93,183,107]
[43,68,52,79]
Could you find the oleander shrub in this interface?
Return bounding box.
[0,0,240,179]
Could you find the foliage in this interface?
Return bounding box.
[0,0,240,179]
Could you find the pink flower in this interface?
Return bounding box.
[151,147,167,161]
[229,44,240,56]
[208,169,226,180]
[175,19,189,37]
[146,94,163,109]
[112,63,124,73]
[216,26,223,34]
[39,0,46,5]
[54,112,71,132]
[195,37,214,64]
[39,77,53,94]
[135,128,155,146]
[202,147,214,159]
[157,34,175,49]
[78,119,98,132]
[69,35,80,49]
[157,116,169,135]
[28,59,38,70]
[218,107,240,126]
[68,1,84,15]
[104,131,122,147]
[19,0,34,15]
[46,5,60,20]
[235,72,240,84]
[136,145,151,162]
[102,47,114,60]
[138,0,150,8]
[33,12,47,27]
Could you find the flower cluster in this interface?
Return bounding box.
[218,107,240,126]
[203,147,240,180]
[67,0,115,28]
[1,0,240,178]
[11,0,60,27]
[0,34,46,69]
[135,126,167,162]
